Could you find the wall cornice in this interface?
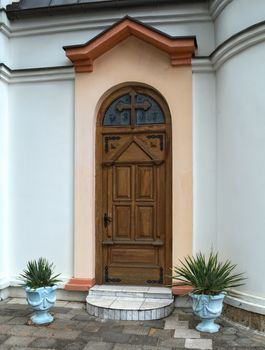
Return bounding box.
[211,20,265,70]
[0,64,74,83]
[209,0,232,20]
[0,9,211,38]
[1,20,265,76]
[192,57,213,72]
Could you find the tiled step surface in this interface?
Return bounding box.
[86,285,174,320]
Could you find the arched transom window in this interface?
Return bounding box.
[103,91,165,127]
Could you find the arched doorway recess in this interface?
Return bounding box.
[95,85,172,285]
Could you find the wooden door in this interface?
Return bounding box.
[96,86,172,285]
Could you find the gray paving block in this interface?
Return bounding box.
[4,335,35,346]
[83,341,114,350]
[102,331,131,344]
[29,337,57,348]
[185,338,213,349]
[123,325,150,335]
[129,334,158,346]
[174,328,200,339]
[113,344,141,350]
[158,337,185,348]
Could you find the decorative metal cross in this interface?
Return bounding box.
[116,91,151,128]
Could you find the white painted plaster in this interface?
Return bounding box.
[192,71,217,253]
[8,80,74,279]
[0,80,9,283]
[216,42,265,298]
[215,0,265,47]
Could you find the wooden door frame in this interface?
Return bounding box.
[95,84,172,285]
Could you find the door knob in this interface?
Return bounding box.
[104,213,112,228]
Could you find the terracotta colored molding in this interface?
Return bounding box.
[64,16,196,73]
[172,285,194,295]
[64,278,96,292]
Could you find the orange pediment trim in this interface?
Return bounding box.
[63,16,197,73]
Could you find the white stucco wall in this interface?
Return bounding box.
[0,80,9,287]
[192,71,217,254]
[216,42,265,299]
[215,0,265,46]
[8,80,74,281]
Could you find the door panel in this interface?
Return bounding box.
[113,205,132,240]
[135,205,154,240]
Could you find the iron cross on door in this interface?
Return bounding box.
[116,91,151,128]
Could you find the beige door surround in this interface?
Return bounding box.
[64,17,194,292]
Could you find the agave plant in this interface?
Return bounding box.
[19,257,61,289]
[172,251,245,295]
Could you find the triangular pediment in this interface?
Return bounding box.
[64,16,196,73]
[117,141,152,162]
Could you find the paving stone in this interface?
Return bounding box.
[129,334,158,346]
[141,320,165,329]
[148,328,173,339]
[113,345,141,350]
[4,335,35,346]
[7,298,28,305]
[79,330,103,342]
[7,316,28,325]
[7,325,35,336]
[72,314,96,322]
[0,334,9,343]
[59,339,87,350]
[82,323,101,332]
[53,312,74,320]
[0,316,14,324]
[101,331,131,344]
[174,328,200,339]
[83,341,114,350]
[185,338,213,349]
[29,337,57,348]
[143,346,175,350]
[100,325,124,333]
[32,328,80,339]
[158,337,185,348]
[123,325,150,335]
[66,302,85,309]
[220,326,238,335]
[164,319,189,329]
[0,324,13,335]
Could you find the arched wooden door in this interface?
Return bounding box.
[96,86,172,285]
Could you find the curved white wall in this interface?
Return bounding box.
[216,42,265,299]
[215,0,265,46]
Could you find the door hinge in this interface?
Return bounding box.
[146,267,163,284]
[105,266,121,283]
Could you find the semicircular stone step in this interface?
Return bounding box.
[86,285,174,320]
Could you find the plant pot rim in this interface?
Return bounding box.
[189,292,226,299]
[25,285,58,292]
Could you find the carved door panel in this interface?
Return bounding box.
[96,86,171,285]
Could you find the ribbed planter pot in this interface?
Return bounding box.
[190,293,225,333]
[25,285,57,325]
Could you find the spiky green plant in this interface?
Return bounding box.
[19,258,61,289]
[172,251,246,295]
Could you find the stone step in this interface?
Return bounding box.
[89,284,173,299]
[86,285,174,320]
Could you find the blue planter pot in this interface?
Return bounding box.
[25,285,57,325]
[190,293,225,333]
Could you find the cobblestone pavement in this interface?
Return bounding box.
[0,300,265,350]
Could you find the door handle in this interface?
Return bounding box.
[104,213,112,228]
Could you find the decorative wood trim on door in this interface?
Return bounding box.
[64,16,196,72]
